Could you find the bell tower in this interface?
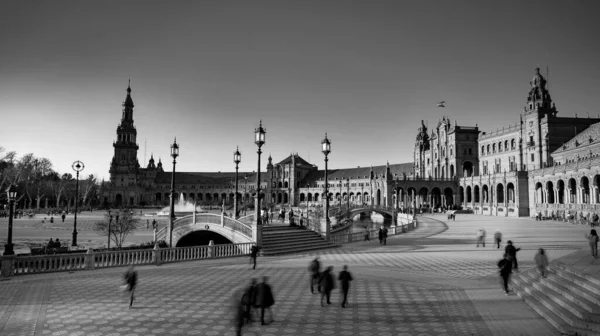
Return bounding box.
[109,81,140,189]
[413,120,430,178]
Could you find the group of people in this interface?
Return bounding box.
[233,276,276,336]
[308,257,354,308]
[476,228,505,249]
[46,238,62,249]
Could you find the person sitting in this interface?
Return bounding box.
[54,238,61,248]
[47,238,55,249]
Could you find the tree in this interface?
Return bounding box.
[80,174,98,207]
[94,210,139,249]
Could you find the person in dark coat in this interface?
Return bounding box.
[250,245,260,270]
[338,265,353,308]
[318,266,335,307]
[497,254,513,294]
[252,276,275,325]
[231,287,246,336]
[378,227,388,245]
[61,213,66,222]
[54,238,61,248]
[124,264,138,308]
[504,240,521,271]
[383,227,388,245]
[309,257,321,294]
[241,278,257,324]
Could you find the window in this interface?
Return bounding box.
[531,154,535,162]
[481,146,485,155]
[499,142,503,152]
[529,135,534,144]
[468,148,473,154]
[492,144,496,153]
[511,139,516,150]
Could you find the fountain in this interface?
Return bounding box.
[157,193,205,216]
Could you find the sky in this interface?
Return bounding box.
[1,1,599,180]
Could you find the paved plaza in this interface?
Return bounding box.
[1,214,594,336]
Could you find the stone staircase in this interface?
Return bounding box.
[261,226,337,256]
[512,263,600,336]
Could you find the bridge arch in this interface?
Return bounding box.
[164,213,253,247]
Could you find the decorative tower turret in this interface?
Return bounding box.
[413,120,430,178]
[109,82,140,197]
[266,155,273,204]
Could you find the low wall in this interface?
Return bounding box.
[330,219,418,245]
[0,242,253,277]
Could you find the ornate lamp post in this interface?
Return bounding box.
[71,161,84,246]
[253,121,266,246]
[244,174,248,215]
[233,147,241,219]
[3,185,18,256]
[168,138,179,247]
[321,133,331,240]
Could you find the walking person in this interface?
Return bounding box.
[250,244,260,269]
[382,226,388,245]
[586,229,599,258]
[497,253,513,295]
[338,265,353,308]
[494,229,502,249]
[319,266,335,307]
[476,228,486,247]
[123,264,138,308]
[61,213,66,223]
[378,227,385,245]
[505,240,521,271]
[308,257,321,294]
[231,287,246,336]
[534,248,549,278]
[242,278,257,324]
[253,276,275,325]
[364,227,370,241]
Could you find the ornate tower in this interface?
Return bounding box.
[109,82,140,191]
[266,155,273,204]
[413,120,430,178]
[523,68,558,170]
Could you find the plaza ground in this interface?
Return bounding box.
[0,213,595,336]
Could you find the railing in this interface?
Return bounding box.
[223,216,253,238]
[239,213,255,224]
[5,242,254,277]
[330,220,416,245]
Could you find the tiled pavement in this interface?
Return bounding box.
[1,214,589,336]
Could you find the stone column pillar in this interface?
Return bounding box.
[1,256,15,277]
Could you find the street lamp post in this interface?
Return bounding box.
[244,174,248,216]
[253,121,266,246]
[71,161,84,247]
[346,177,350,212]
[321,133,331,240]
[168,138,179,247]
[3,185,18,256]
[234,147,241,219]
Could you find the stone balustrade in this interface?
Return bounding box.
[330,220,416,245]
[1,242,254,277]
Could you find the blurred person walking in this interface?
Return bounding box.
[586,229,599,258]
[338,265,353,308]
[505,240,521,271]
[253,276,275,325]
[497,254,513,294]
[318,266,335,307]
[534,248,549,278]
[308,257,321,294]
[123,264,138,308]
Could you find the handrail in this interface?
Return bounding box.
[8,242,254,276]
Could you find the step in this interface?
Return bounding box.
[262,244,338,256]
[519,281,600,333]
[263,231,321,238]
[264,240,333,250]
[541,274,600,317]
[263,238,327,246]
[551,265,600,296]
[553,263,600,288]
[515,289,586,336]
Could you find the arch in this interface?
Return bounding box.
[504,140,509,151]
[443,187,454,206]
[535,182,544,204]
[459,186,464,204]
[546,181,555,204]
[278,181,282,188]
[205,193,212,201]
[594,175,600,203]
[155,193,162,202]
[481,145,485,155]
[507,183,515,203]
[581,176,590,204]
[115,194,123,206]
[498,141,503,152]
[466,186,472,203]
[314,193,319,202]
[431,187,442,208]
[176,231,233,247]
[284,181,289,188]
[213,193,219,202]
[284,193,289,203]
[511,139,516,150]
[277,193,282,203]
[228,193,234,204]
[557,180,565,204]
[481,185,489,203]
[450,165,455,178]
[568,178,577,203]
[474,185,480,203]
[492,143,496,153]
[462,161,474,177]
[300,193,305,202]
[487,144,491,154]
[221,193,227,203]
[307,193,313,202]
[496,183,504,204]
[198,193,203,201]
[376,189,381,206]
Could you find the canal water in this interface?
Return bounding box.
[350,213,392,233]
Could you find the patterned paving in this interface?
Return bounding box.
[2,214,583,336]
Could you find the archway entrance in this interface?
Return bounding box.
[115,194,123,206]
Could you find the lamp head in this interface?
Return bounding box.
[171,138,179,159]
[234,147,241,165]
[254,120,266,147]
[7,184,17,201]
[321,133,331,156]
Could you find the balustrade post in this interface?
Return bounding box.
[153,243,162,266]
[208,240,214,258]
[85,248,95,270]
[0,255,15,277]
